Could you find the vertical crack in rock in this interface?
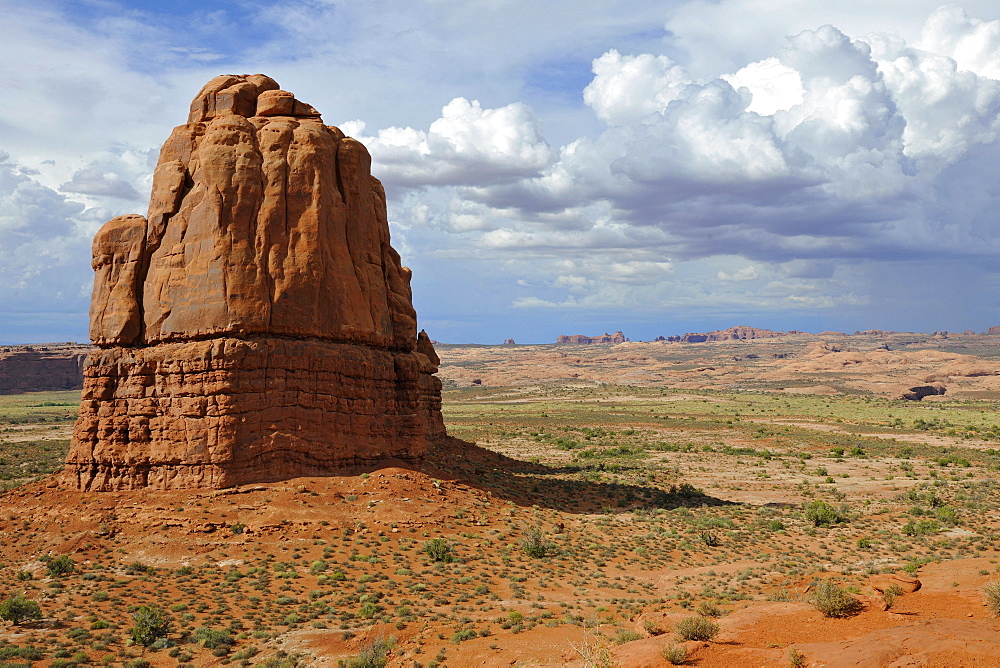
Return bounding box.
[64,74,450,490]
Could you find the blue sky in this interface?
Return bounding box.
[2,1,1000,343]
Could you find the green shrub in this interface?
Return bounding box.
[902,519,940,536]
[810,580,861,618]
[0,644,44,661]
[193,627,234,650]
[696,601,723,618]
[881,584,903,610]
[125,561,154,576]
[674,616,719,641]
[612,629,643,644]
[130,606,170,646]
[0,595,42,625]
[45,554,75,577]
[803,500,847,527]
[422,538,455,563]
[451,628,477,643]
[519,526,557,558]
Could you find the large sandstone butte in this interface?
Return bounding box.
[64,74,447,491]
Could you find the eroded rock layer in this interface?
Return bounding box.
[65,74,446,490]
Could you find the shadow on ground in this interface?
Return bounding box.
[352,437,735,515]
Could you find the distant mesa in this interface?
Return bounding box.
[0,344,89,395]
[556,331,626,344]
[657,326,796,343]
[988,326,1000,335]
[64,74,450,491]
[502,338,516,345]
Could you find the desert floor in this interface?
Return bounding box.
[2,332,1000,666]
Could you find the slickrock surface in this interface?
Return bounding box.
[65,74,447,491]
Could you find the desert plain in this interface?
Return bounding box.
[1,331,1000,666]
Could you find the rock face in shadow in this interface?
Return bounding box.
[65,74,447,491]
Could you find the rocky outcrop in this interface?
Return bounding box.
[557,331,625,344]
[64,74,447,491]
[0,346,89,394]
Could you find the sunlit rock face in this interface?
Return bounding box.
[65,74,446,491]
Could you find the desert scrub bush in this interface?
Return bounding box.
[803,500,848,527]
[902,519,940,536]
[674,616,719,641]
[193,626,234,651]
[0,594,42,625]
[641,619,663,636]
[982,581,1000,615]
[613,629,643,644]
[519,526,558,558]
[42,554,75,577]
[662,643,687,665]
[257,651,308,668]
[130,605,170,646]
[696,601,724,618]
[881,584,903,610]
[810,580,861,618]
[340,636,394,668]
[451,628,478,643]
[422,538,455,563]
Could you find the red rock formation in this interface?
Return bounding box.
[64,74,447,491]
[556,331,625,344]
[0,345,89,395]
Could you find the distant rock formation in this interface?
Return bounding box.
[854,330,897,336]
[556,331,626,344]
[502,338,516,345]
[0,345,88,395]
[988,326,1000,335]
[64,74,448,491]
[662,326,794,343]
